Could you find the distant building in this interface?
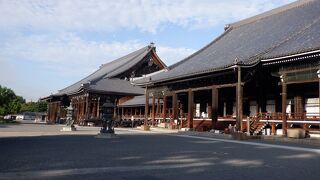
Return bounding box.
[42,43,167,125]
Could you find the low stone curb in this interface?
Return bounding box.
[177,131,320,146]
[177,131,232,139]
[261,135,320,146]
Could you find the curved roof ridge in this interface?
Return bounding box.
[100,45,149,68]
[102,46,153,79]
[230,0,314,29]
[58,45,151,93]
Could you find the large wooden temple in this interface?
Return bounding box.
[43,43,166,125]
[134,0,320,135]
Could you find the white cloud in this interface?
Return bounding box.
[0,32,194,75]
[0,0,295,33]
[0,32,195,100]
[156,46,195,65]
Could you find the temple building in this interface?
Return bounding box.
[134,0,320,135]
[43,43,166,125]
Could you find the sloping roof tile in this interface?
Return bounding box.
[118,95,162,107]
[56,45,154,95]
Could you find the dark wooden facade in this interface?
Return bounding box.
[133,1,320,135]
[140,58,320,134]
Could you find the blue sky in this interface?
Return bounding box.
[0,0,295,101]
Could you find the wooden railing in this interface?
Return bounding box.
[256,112,320,121]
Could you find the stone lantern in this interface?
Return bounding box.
[61,102,76,131]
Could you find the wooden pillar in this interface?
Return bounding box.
[156,98,160,118]
[187,89,194,129]
[172,93,178,126]
[92,100,96,118]
[121,107,124,120]
[47,103,51,123]
[294,96,303,119]
[144,88,149,129]
[208,90,213,119]
[163,96,167,122]
[318,70,320,121]
[52,102,56,123]
[96,97,100,118]
[281,75,287,136]
[85,94,89,121]
[271,123,276,135]
[77,100,80,122]
[152,96,155,126]
[212,86,218,129]
[117,104,120,120]
[114,99,117,119]
[236,66,243,131]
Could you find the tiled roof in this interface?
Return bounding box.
[118,95,163,107]
[135,0,320,85]
[88,78,144,95]
[118,95,150,107]
[56,44,157,96]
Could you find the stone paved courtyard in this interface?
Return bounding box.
[0,124,320,180]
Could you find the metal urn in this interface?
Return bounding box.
[96,98,117,138]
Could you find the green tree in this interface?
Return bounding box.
[20,101,47,112]
[0,85,26,116]
[36,101,48,112]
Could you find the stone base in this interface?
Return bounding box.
[143,125,150,131]
[95,133,117,139]
[180,128,192,131]
[60,126,77,132]
[287,128,306,139]
[169,124,177,130]
[231,132,248,140]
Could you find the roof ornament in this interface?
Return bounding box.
[148,58,154,66]
[224,24,230,31]
[148,42,155,50]
[234,57,239,65]
[81,83,90,88]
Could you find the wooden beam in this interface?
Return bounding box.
[279,66,319,74]
[187,89,194,129]
[174,83,243,94]
[284,79,318,85]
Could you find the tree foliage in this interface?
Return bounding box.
[20,101,48,113]
[0,85,47,116]
[0,85,25,116]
